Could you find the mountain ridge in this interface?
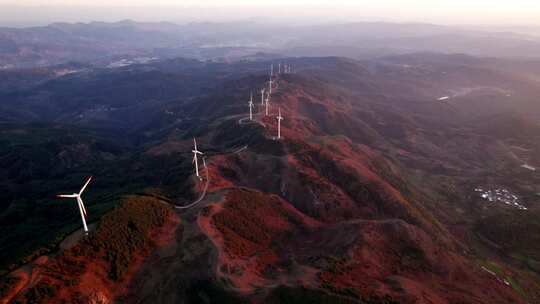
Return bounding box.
[2,56,540,303]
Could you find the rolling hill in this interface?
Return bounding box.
[1,54,540,303]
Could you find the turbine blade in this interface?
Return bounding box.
[78,197,88,217]
[58,194,78,198]
[74,197,89,232]
[79,176,92,195]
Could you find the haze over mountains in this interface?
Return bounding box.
[1,19,540,304]
[3,20,540,69]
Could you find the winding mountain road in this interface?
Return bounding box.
[176,72,282,210]
[174,158,210,210]
[174,143,249,210]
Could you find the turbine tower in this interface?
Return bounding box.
[265,95,270,116]
[279,63,281,74]
[248,92,254,121]
[58,176,92,233]
[276,108,284,139]
[192,138,204,179]
[260,88,266,105]
[268,77,273,95]
[271,64,274,77]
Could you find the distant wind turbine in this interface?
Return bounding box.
[271,63,274,77]
[248,92,254,121]
[192,138,204,179]
[260,88,266,106]
[268,77,273,95]
[265,94,270,116]
[276,108,284,139]
[279,63,281,74]
[58,176,92,233]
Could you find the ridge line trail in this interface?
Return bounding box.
[237,112,267,127]
[174,160,210,210]
[175,74,282,209]
[174,143,248,209]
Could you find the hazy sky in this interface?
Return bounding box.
[1,0,540,27]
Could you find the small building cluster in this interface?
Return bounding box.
[474,187,527,210]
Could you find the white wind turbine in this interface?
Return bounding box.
[58,176,92,233]
[248,92,254,121]
[260,88,266,106]
[271,63,274,77]
[192,138,204,179]
[268,77,273,95]
[265,94,270,116]
[279,63,281,74]
[276,108,284,139]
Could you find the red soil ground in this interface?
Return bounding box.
[200,188,525,303]
[199,189,320,294]
[8,205,180,304]
[194,77,529,303]
[316,220,524,303]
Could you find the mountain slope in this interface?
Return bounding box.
[2,56,540,303]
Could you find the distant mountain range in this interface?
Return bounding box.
[3,20,540,69]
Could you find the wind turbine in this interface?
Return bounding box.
[268,77,273,95]
[279,63,281,74]
[58,176,92,233]
[260,88,266,106]
[271,63,274,77]
[192,138,204,179]
[265,94,270,116]
[276,108,284,139]
[248,92,254,121]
